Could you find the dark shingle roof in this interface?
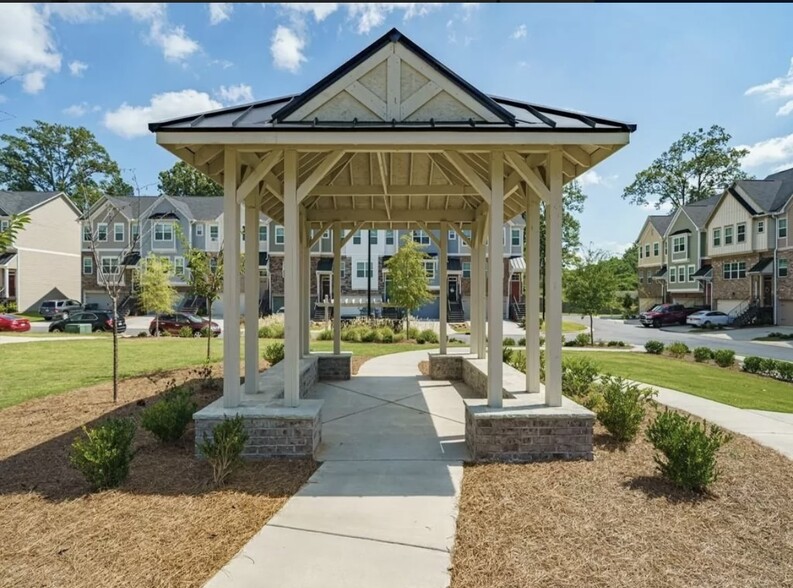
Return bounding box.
[747,257,774,274]
[647,214,673,235]
[171,196,224,221]
[0,191,62,215]
[734,180,793,213]
[682,194,722,229]
[692,265,712,278]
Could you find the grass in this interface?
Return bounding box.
[569,351,793,413]
[753,335,793,342]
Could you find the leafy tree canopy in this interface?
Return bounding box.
[0,213,29,254]
[158,161,222,196]
[135,255,178,319]
[385,235,434,334]
[564,247,619,344]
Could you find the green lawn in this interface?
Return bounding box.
[569,351,793,413]
[451,321,585,336]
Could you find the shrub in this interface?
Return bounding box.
[263,341,285,365]
[742,355,763,373]
[561,356,600,399]
[502,347,513,363]
[316,329,333,341]
[416,336,426,345]
[503,337,516,346]
[361,328,377,343]
[595,376,656,443]
[646,409,732,492]
[406,327,420,340]
[645,340,664,354]
[759,357,778,376]
[375,327,394,343]
[178,326,194,338]
[693,347,714,363]
[198,415,249,486]
[419,328,439,343]
[575,332,591,347]
[136,331,148,338]
[581,389,607,413]
[539,335,545,347]
[508,349,525,372]
[777,361,793,383]
[141,387,197,443]
[393,332,406,343]
[70,418,136,491]
[518,337,526,346]
[713,349,735,367]
[666,342,690,358]
[258,315,285,339]
[607,340,626,347]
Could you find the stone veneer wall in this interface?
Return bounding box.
[316,354,351,380]
[428,354,463,380]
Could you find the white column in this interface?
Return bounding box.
[283,150,300,407]
[439,222,448,354]
[487,152,504,408]
[301,219,311,356]
[469,236,478,355]
[544,150,563,407]
[244,199,260,395]
[222,148,241,408]
[526,190,541,394]
[298,220,305,357]
[476,225,488,359]
[333,223,342,355]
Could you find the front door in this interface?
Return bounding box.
[447,277,458,302]
[510,275,522,302]
[320,275,331,302]
[762,276,773,307]
[8,270,16,298]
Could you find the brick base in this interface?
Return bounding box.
[428,353,463,380]
[316,353,352,380]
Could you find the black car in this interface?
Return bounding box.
[49,311,126,333]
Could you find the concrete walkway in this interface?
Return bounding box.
[0,335,101,345]
[204,350,467,588]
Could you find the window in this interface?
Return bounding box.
[678,266,685,283]
[97,223,108,242]
[639,271,644,284]
[688,264,695,282]
[154,222,173,242]
[758,220,765,234]
[82,224,91,241]
[353,231,362,245]
[259,225,267,242]
[101,257,119,276]
[369,230,378,245]
[196,223,204,237]
[511,228,521,247]
[462,262,471,278]
[672,235,687,258]
[639,246,643,259]
[724,226,733,245]
[209,225,219,241]
[669,267,676,283]
[275,225,284,245]
[413,230,430,245]
[423,260,436,279]
[653,242,659,257]
[173,256,185,277]
[340,261,345,279]
[779,259,789,278]
[713,228,721,247]
[83,257,93,275]
[723,261,747,280]
[385,230,394,245]
[114,223,124,242]
[664,241,668,256]
[448,230,456,241]
[737,222,746,243]
[0,219,8,232]
[131,222,139,244]
[645,244,650,258]
[355,261,372,278]
[779,218,788,239]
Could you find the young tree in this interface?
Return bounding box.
[0,120,132,211]
[0,213,29,253]
[183,248,223,361]
[385,235,433,336]
[565,247,618,345]
[158,161,222,196]
[622,125,751,210]
[135,255,178,334]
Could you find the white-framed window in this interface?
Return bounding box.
[664,241,668,256]
[448,230,456,241]
[173,256,185,277]
[101,256,119,276]
[83,256,93,275]
[97,223,108,242]
[778,259,789,278]
[645,244,650,258]
[639,272,644,284]
[82,223,91,241]
[369,230,378,245]
[413,230,430,245]
[511,228,521,247]
[258,268,268,279]
[723,261,746,280]
[779,218,788,239]
[154,222,174,243]
[353,231,362,245]
[385,230,394,245]
[259,225,267,242]
[672,235,686,259]
[677,266,685,283]
[275,225,284,245]
[737,222,746,243]
[355,261,372,278]
[757,220,765,234]
[639,246,643,259]
[423,259,436,279]
[724,225,734,245]
[340,261,346,279]
[462,229,472,240]
[114,223,124,242]
[131,222,139,244]
[0,219,8,232]
[209,224,219,241]
[653,242,659,256]
[713,228,721,247]
[196,223,204,237]
[687,264,695,282]
[669,267,676,283]
[462,261,471,278]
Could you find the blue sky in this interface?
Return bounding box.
[2,3,793,253]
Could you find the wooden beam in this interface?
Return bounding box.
[504,151,551,202]
[306,208,476,222]
[399,81,441,119]
[450,225,472,248]
[194,145,223,167]
[309,184,480,196]
[297,151,345,202]
[340,221,365,247]
[444,151,492,204]
[236,150,282,203]
[387,53,400,120]
[376,153,391,220]
[347,81,387,120]
[308,223,330,248]
[564,145,591,167]
[416,220,441,248]
[263,172,283,201]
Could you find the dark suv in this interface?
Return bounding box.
[49,311,126,333]
[639,304,699,328]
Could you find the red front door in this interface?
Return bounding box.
[510,277,522,301]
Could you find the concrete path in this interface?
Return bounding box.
[204,350,467,588]
[0,335,101,345]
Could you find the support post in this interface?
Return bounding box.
[476,223,487,359]
[283,150,300,407]
[439,221,448,354]
[487,152,504,408]
[222,148,241,408]
[301,218,311,356]
[333,223,342,355]
[244,198,260,395]
[544,150,563,407]
[525,190,541,394]
[469,234,478,355]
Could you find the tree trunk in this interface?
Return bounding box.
[206,302,212,362]
[589,314,594,346]
[112,296,119,403]
[406,311,410,339]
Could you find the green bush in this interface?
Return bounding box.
[393,332,406,343]
[759,357,778,375]
[178,326,194,338]
[607,340,627,347]
[141,387,196,443]
[508,349,524,372]
[263,341,285,365]
[361,328,377,343]
[374,327,394,343]
[713,349,735,367]
[561,356,600,399]
[693,347,714,362]
[595,376,656,443]
[575,332,591,347]
[646,409,732,492]
[416,336,426,344]
[406,327,420,340]
[198,415,249,486]
[503,337,516,346]
[517,337,526,346]
[316,329,333,341]
[539,335,545,347]
[70,418,136,491]
[666,342,690,358]
[777,361,793,382]
[645,340,664,354]
[419,328,439,343]
[502,347,513,364]
[742,356,763,373]
[258,323,285,338]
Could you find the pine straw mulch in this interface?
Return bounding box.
[418,360,430,376]
[351,355,370,375]
[0,362,317,588]
[451,415,793,588]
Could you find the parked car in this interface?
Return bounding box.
[49,311,126,333]
[639,304,702,328]
[686,310,730,329]
[39,299,83,320]
[149,312,221,337]
[0,314,31,332]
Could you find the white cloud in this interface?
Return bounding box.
[209,58,234,69]
[0,4,61,93]
[777,100,793,117]
[592,241,632,256]
[215,83,253,104]
[511,24,527,39]
[271,25,306,73]
[579,170,618,188]
[345,3,443,34]
[281,3,339,22]
[63,103,89,117]
[745,57,793,116]
[68,60,88,76]
[209,3,233,25]
[738,133,793,169]
[152,23,200,62]
[104,90,222,138]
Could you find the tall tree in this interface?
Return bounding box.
[622,125,750,210]
[385,235,434,336]
[565,247,618,345]
[135,255,178,334]
[158,161,222,196]
[0,120,131,211]
[0,213,29,254]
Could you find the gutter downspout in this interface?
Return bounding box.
[772,213,780,325]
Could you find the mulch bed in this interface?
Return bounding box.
[451,415,793,588]
[0,362,317,588]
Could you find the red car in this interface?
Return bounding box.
[149,312,221,337]
[0,314,31,332]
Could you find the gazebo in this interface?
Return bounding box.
[149,29,635,461]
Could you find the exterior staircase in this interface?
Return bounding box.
[313,303,332,321]
[181,295,207,315]
[730,299,761,328]
[448,300,465,323]
[510,298,526,322]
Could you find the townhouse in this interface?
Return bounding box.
[636,214,672,311]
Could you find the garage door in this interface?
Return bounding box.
[780,300,793,326]
[717,299,742,314]
[83,291,111,310]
